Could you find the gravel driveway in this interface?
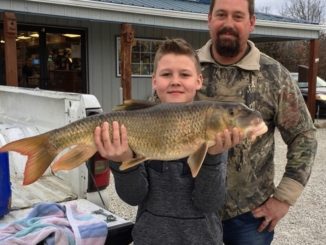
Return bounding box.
[273,121,326,245]
[106,120,326,245]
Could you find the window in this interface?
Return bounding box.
[116,37,163,77]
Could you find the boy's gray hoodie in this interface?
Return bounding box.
[109,153,227,245]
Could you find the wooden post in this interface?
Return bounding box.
[3,12,18,86]
[120,23,134,101]
[307,39,320,120]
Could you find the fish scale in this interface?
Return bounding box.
[91,104,209,159]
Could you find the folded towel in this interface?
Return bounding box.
[0,202,108,245]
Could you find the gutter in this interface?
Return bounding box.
[26,0,208,21]
[256,19,324,32]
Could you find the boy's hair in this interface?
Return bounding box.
[209,0,255,17]
[153,38,201,74]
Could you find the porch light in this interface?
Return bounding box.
[17,35,31,40]
[63,34,81,38]
[30,32,39,38]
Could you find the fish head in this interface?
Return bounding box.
[207,102,267,138]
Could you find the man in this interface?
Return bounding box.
[196,0,317,244]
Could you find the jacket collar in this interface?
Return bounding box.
[197,39,260,71]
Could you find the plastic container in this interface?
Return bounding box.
[0,152,11,218]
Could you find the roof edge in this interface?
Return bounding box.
[28,0,208,20]
[256,19,323,31]
[25,0,324,32]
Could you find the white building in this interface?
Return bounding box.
[0,0,323,112]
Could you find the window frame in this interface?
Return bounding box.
[116,36,163,78]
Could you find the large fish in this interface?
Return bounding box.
[0,101,267,185]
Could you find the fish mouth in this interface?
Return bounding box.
[237,110,262,125]
[250,117,263,126]
[238,117,259,128]
[237,110,265,132]
[241,117,267,138]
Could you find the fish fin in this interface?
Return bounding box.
[114,100,158,111]
[51,145,97,172]
[119,156,148,171]
[187,142,208,177]
[0,133,56,185]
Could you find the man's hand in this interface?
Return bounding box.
[94,121,133,162]
[207,128,244,155]
[252,197,290,232]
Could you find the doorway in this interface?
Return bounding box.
[15,26,87,93]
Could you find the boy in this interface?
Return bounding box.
[94,38,242,244]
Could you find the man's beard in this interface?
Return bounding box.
[214,27,240,57]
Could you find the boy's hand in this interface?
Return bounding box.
[247,121,268,142]
[94,121,134,162]
[207,128,243,155]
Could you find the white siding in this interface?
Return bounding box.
[2,0,319,112]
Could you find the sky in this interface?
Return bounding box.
[255,0,284,15]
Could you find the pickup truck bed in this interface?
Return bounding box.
[10,176,77,210]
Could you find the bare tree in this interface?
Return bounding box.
[255,0,326,80]
[279,0,326,80]
[281,0,326,23]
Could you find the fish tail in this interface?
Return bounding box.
[0,133,56,185]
